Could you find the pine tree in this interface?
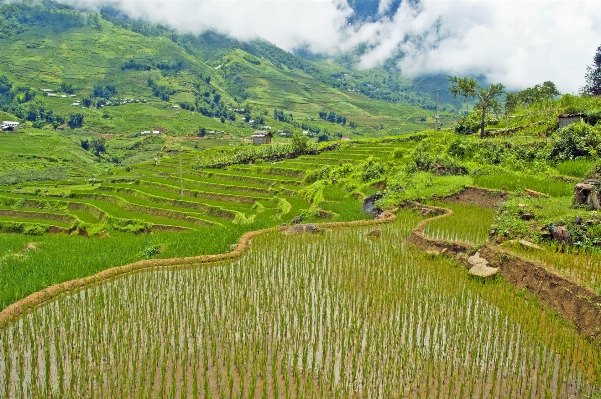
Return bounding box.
[582,45,601,96]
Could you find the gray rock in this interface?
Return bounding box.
[467,251,499,278]
[365,229,382,238]
[574,178,601,209]
[362,192,383,217]
[285,224,323,235]
[551,225,572,245]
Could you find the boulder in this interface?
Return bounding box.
[467,251,499,278]
[551,225,572,245]
[574,178,601,209]
[365,229,382,238]
[285,224,323,235]
[520,212,535,221]
[362,192,383,217]
[524,188,549,198]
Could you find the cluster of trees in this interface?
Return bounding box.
[80,138,106,156]
[273,108,293,123]
[318,110,347,125]
[505,81,560,113]
[147,78,173,102]
[92,84,117,99]
[0,75,84,129]
[583,45,601,96]
[195,92,236,122]
[121,59,151,71]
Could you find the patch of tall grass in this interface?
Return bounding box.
[474,172,573,197]
[423,201,496,245]
[556,159,597,178]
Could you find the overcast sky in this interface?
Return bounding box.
[58,0,601,93]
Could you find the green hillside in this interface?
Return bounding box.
[0,0,459,144]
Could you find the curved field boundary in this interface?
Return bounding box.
[405,203,474,254]
[70,193,219,226]
[138,180,266,204]
[479,244,601,344]
[0,209,76,225]
[229,165,306,179]
[405,194,601,345]
[91,187,239,220]
[199,170,300,187]
[0,213,397,331]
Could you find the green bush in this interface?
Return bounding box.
[23,224,47,235]
[549,121,601,160]
[362,162,385,182]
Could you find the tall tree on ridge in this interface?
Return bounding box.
[448,76,505,138]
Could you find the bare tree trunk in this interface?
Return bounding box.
[479,104,487,139]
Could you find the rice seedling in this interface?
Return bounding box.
[423,201,496,245]
[0,209,599,398]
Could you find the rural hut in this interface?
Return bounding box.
[558,113,586,129]
[252,130,273,145]
[1,121,19,131]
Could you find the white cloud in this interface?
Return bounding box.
[55,0,601,93]
[383,0,601,93]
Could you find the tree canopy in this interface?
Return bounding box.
[582,45,601,96]
[448,76,504,138]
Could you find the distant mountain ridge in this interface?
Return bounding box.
[0,0,462,138]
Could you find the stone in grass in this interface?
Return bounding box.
[467,251,499,278]
[520,212,535,221]
[285,224,323,235]
[365,229,382,238]
[362,192,383,217]
[551,225,572,245]
[518,239,541,250]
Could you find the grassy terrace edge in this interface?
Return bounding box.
[405,199,601,346]
[0,212,398,330]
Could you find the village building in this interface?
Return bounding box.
[1,121,19,131]
[252,130,273,145]
[558,113,586,129]
[153,127,166,134]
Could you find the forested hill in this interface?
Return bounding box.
[0,0,462,138]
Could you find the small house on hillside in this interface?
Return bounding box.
[1,121,19,131]
[558,113,586,129]
[252,130,273,145]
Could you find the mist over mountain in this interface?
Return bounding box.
[49,0,601,94]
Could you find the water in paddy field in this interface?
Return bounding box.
[1,211,600,398]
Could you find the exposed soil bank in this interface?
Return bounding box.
[441,186,507,209]
[406,186,601,345]
[479,243,601,344]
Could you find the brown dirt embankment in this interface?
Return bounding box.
[405,186,601,345]
[0,213,397,330]
[479,243,601,343]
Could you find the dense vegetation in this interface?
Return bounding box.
[1,2,601,396]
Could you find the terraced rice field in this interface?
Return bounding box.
[1,210,599,398]
[0,141,416,236]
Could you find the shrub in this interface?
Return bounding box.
[549,121,601,160]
